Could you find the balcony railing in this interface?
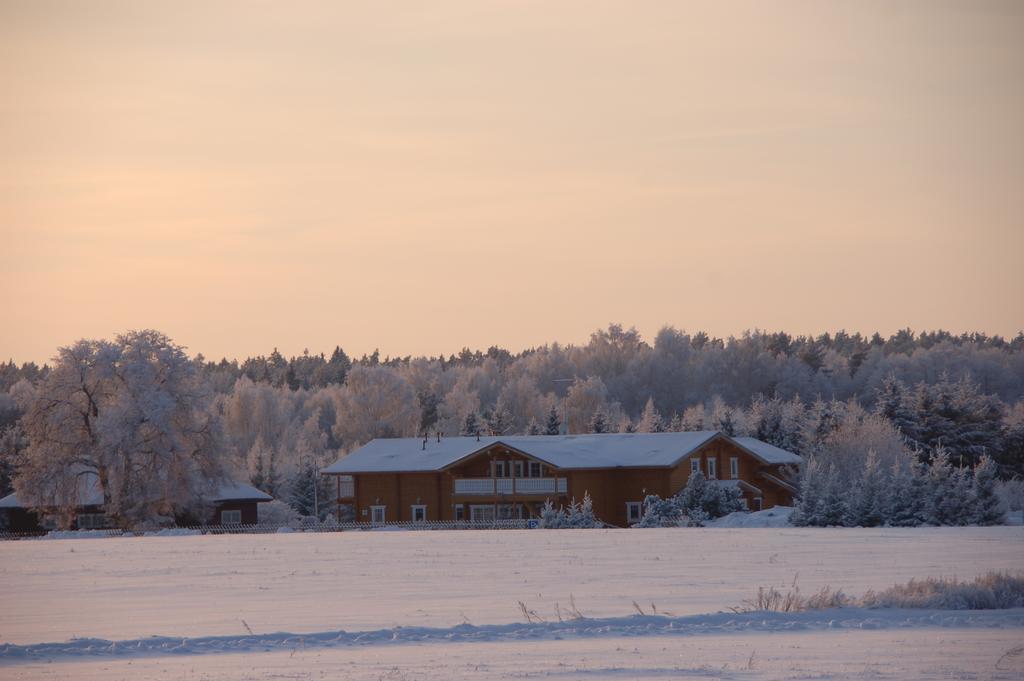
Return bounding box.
[453,477,567,496]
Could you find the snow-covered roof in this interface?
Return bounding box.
[323,431,802,474]
[731,437,803,465]
[0,480,271,509]
[211,482,273,503]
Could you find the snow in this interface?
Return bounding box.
[323,431,780,473]
[0,527,1021,679]
[708,506,795,528]
[211,481,272,503]
[0,479,269,509]
[731,437,804,465]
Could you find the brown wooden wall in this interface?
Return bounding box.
[339,437,796,526]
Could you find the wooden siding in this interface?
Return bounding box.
[334,437,798,526]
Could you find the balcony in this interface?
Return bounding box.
[453,477,567,496]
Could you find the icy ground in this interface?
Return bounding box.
[1,527,1022,680]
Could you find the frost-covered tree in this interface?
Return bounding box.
[637,493,682,527]
[14,330,225,528]
[970,455,1005,525]
[544,405,562,436]
[884,456,927,527]
[637,397,664,433]
[589,409,610,434]
[816,463,847,526]
[846,450,884,527]
[332,365,419,447]
[790,458,824,526]
[461,411,480,436]
[924,447,975,526]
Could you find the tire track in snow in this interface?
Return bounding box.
[2,608,1023,664]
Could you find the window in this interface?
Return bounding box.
[707,458,717,479]
[513,461,524,478]
[626,502,643,525]
[411,505,427,523]
[370,505,386,524]
[730,457,739,479]
[497,504,520,520]
[470,505,495,523]
[77,513,107,529]
[494,461,506,478]
[454,504,465,521]
[219,509,241,525]
[752,497,763,511]
[529,462,542,478]
[690,458,700,474]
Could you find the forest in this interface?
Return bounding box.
[1,324,1022,526]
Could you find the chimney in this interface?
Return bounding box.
[422,436,427,451]
[476,430,480,442]
[436,431,441,443]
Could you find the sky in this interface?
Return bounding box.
[2,1,1022,365]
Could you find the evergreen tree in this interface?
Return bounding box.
[589,409,609,434]
[971,455,1006,525]
[544,406,562,436]
[817,463,847,526]
[638,493,682,527]
[885,457,926,527]
[874,374,917,443]
[791,459,823,526]
[288,457,322,517]
[925,447,960,525]
[847,450,884,527]
[527,419,542,436]
[638,397,665,433]
[461,412,480,436]
[418,391,441,433]
[487,408,511,435]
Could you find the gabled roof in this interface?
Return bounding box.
[322,431,802,474]
[210,482,273,503]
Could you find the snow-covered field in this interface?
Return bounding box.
[1,527,1022,680]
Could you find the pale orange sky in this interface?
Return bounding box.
[2,1,1022,364]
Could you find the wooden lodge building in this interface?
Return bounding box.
[321,431,801,527]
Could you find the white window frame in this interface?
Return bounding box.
[470,505,495,523]
[220,509,242,525]
[370,505,386,524]
[626,502,643,524]
[707,458,717,479]
[411,504,427,523]
[494,461,506,478]
[753,497,763,511]
[528,462,542,478]
[513,461,524,478]
[690,458,700,474]
[730,457,739,479]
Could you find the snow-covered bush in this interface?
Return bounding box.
[539,493,601,528]
[637,471,744,528]
[861,572,1024,610]
[258,499,300,527]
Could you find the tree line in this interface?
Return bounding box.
[0,324,1022,528]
